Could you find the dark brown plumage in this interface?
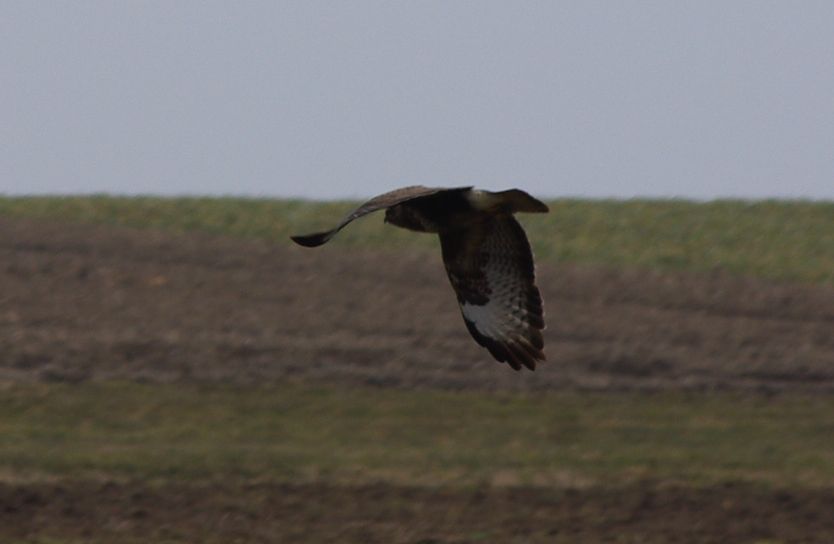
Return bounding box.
[291,186,548,370]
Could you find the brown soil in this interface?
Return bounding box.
[2,216,834,543]
[2,216,832,392]
[3,480,834,543]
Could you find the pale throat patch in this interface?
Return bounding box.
[465,189,498,211]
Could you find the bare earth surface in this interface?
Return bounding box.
[2,216,833,392]
[3,481,834,544]
[2,216,834,543]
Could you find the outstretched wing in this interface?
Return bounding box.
[440,215,545,370]
[291,185,472,247]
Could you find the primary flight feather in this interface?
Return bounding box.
[291,186,548,371]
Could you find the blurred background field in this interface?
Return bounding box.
[1,197,833,543]
[6,2,833,540]
[2,196,832,284]
[3,383,834,488]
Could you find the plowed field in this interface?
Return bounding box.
[3,216,833,392]
[2,215,833,543]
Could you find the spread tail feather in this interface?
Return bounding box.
[494,189,549,213]
[469,189,549,214]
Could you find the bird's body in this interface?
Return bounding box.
[291,186,548,370]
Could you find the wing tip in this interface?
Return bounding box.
[290,231,332,248]
[502,345,544,372]
[462,317,544,372]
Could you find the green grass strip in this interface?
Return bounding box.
[1,196,832,284]
[1,383,832,487]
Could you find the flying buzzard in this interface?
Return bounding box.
[291,186,548,371]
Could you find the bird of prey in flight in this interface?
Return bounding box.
[291,186,548,371]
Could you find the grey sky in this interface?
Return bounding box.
[3,2,833,200]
